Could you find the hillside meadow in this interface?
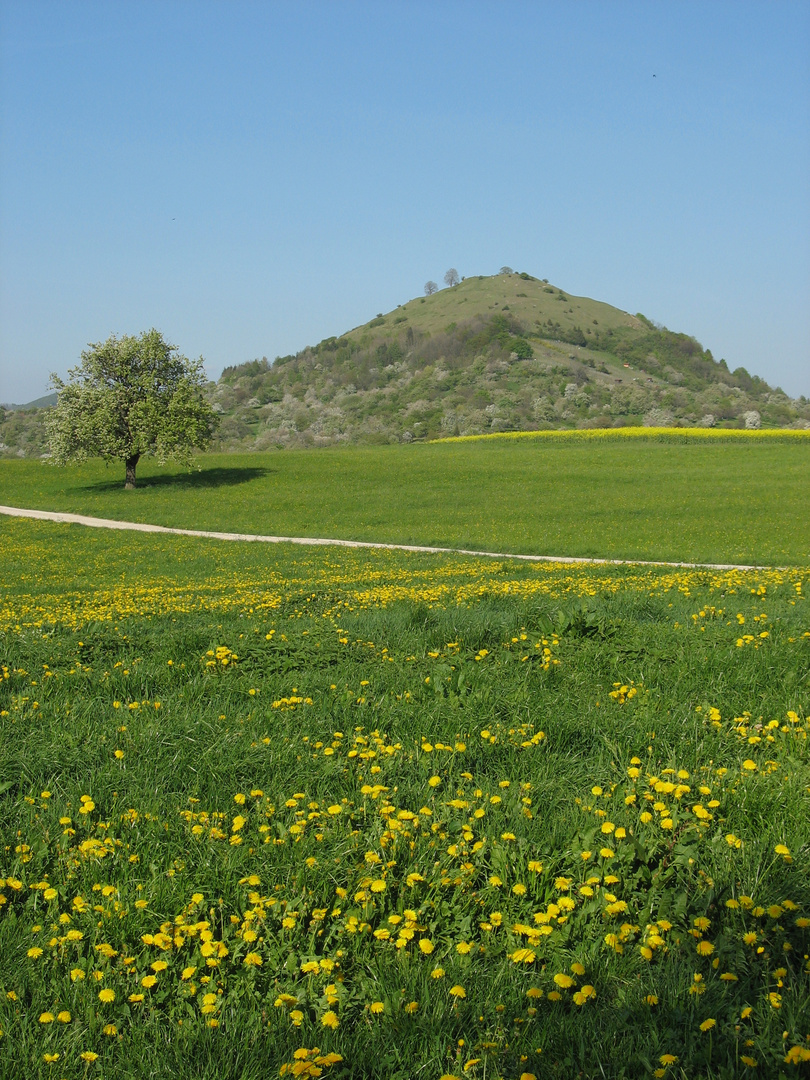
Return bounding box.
[1,430,809,565]
[1,508,809,1079]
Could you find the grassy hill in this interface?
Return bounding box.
[3,271,809,458]
[210,271,810,450]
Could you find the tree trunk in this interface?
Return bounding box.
[124,453,140,489]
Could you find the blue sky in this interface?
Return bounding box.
[1,0,808,402]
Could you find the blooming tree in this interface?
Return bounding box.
[46,329,217,488]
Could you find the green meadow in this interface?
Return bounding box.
[1,513,809,1079]
[1,431,809,565]
[1,434,809,1078]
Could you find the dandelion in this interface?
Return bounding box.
[80,1052,99,1062]
[419,938,434,954]
[510,948,536,963]
[27,946,43,959]
[39,1012,55,1024]
[43,1053,60,1063]
[98,988,115,1003]
[243,952,263,966]
[699,1018,716,1032]
[659,1055,678,1066]
[696,941,715,956]
[449,984,466,998]
[56,1010,71,1023]
[321,1010,339,1028]
[369,1001,384,1014]
[553,973,574,989]
[431,967,445,979]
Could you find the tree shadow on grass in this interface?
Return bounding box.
[76,466,275,494]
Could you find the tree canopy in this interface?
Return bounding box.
[46,329,217,488]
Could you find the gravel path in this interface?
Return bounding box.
[0,504,769,571]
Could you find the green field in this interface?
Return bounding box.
[1,514,809,1079]
[2,433,809,565]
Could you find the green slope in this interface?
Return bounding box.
[210,272,809,449]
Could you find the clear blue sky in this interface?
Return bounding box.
[1,0,808,403]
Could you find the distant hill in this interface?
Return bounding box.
[2,273,808,457]
[1,392,58,411]
[0,393,58,457]
[209,271,810,449]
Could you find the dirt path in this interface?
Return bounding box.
[0,504,770,571]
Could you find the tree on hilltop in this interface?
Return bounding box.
[46,329,217,489]
[424,281,438,296]
[444,268,460,287]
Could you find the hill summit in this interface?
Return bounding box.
[209,271,809,449]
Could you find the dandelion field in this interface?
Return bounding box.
[1,518,809,1079]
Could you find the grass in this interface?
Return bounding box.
[1,517,809,1079]
[345,272,641,347]
[2,433,810,565]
